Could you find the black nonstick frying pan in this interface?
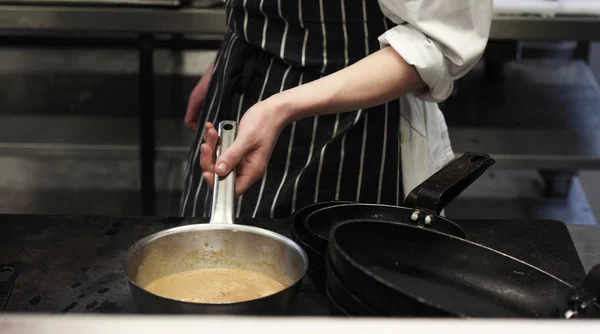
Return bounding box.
[289,201,353,292]
[325,286,350,317]
[0,265,18,313]
[328,221,600,318]
[303,152,496,249]
[325,257,378,316]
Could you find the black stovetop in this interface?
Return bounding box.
[0,215,585,315]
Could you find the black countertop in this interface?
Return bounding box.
[0,215,597,315]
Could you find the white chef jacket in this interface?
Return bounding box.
[377,0,493,194]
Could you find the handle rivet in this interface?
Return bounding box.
[564,309,577,319]
[424,215,434,225]
[410,211,420,221]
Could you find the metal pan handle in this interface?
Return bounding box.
[0,265,18,313]
[209,121,237,225]
[403,152,495,215]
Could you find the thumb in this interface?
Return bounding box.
[215,139,254,176]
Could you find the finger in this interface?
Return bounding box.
[185,102,201,124]
[185,93,204,130]
[187,77,208,113]
[203,172,214,189]
[214,139,256,177]
[235,174,256,198]
[235,160,267,197]
[202,122,216,142]
[199,143,215,173]
[184,103,200,126]
[205,126,219,152]
[184,121,197,131]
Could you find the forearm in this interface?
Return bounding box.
[273,46,426,125]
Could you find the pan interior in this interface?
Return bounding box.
[124,225,307,302]
[333,222,574,318]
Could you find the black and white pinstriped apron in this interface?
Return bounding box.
[180,0,403,218]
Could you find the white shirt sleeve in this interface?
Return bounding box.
[377,0,493,102]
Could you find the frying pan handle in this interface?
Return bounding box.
[403,152,495,215]
[563,264,600,319]
[0,265,18,313]
[209,121,237,225]
[583,264,600,301]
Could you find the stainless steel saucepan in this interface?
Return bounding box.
[123,121,308,314]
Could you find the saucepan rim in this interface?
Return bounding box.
[123,223,309,307]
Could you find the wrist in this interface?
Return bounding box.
[263,91,298,128]
[252,94,293,131]
[265,81,335,125]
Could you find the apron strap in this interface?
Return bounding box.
[221,38,271,120]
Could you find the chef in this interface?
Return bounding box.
[180,0,493,218]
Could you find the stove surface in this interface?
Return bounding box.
[0,215,586,315]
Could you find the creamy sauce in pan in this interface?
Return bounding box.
[144,268,285,304]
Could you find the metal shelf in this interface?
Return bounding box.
[0,5,226,35]
[491,15,600,40]
[2,4,600,212]
[0,0,180,7]
[2,114,599,172]
[1,4,600,40]
[0,115,192,160]
[449,128,600,170]
[444,59,600,172]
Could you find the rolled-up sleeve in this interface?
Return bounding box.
[378,0,492,102]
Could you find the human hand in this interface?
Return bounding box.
[184,60,215,131]
[199,99,288,197]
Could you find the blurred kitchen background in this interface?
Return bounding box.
[1,0,600,225]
